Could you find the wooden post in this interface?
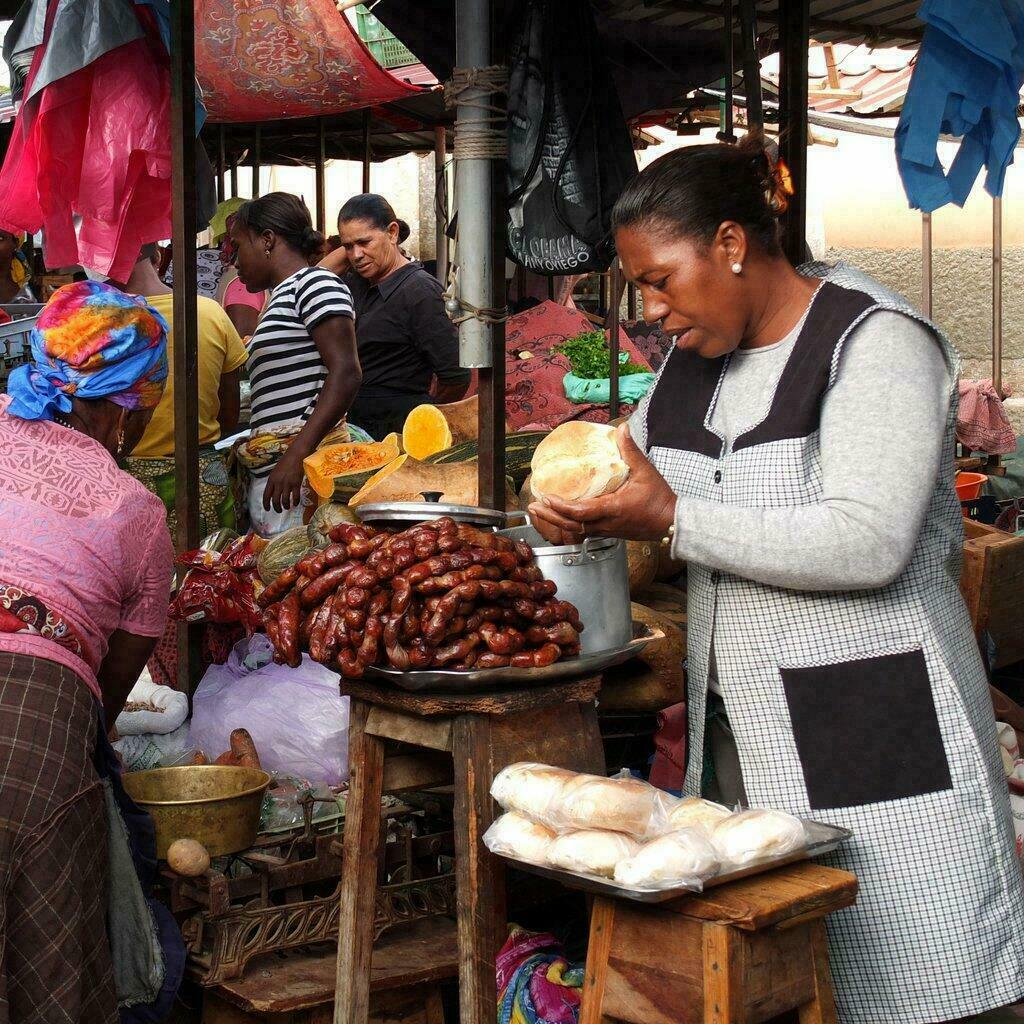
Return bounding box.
[993,196,1003,396]
[362,109,372,192]
[608,259,621,420]
[169,0,201,691]
[434,125,448,284]
[778,0,809,265]
[217,125,226,204]
[316,117,327,235]
[251,126,261,198]
[716,1,736,143]
[627,283,637,322]
[921,212,933,319]
[738,0,762,130]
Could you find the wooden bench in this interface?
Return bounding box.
[579,862,858,1024]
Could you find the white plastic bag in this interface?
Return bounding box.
[709,809,807,867]
[190,634,349,784]
[114,723,196,773]
[613,828,720,890]
[483,812,557,865]
[114,669,189,737]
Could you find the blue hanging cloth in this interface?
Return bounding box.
[895,0,1024,212]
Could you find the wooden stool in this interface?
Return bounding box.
[203,917,457,1023]
[334,676,606,1024]
[579,862,858,1024]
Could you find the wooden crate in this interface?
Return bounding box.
[961,521,1024,670]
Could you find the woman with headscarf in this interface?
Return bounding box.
[0,229,36,302]
[0,281,176,1022]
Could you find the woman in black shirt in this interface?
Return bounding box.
[322,194,469,439]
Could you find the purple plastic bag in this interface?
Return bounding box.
[190,635,349,784]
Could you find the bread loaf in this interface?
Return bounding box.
[547,829,639,878]
[556,773,678,840]
[667,797,732,836]
[613,828,720,888]
[710,809,807,867]
[483,812,556,865]
[491,762,575,821]
[530,423,629,503]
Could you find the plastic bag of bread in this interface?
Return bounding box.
[530,423,629,502]
[613,828,720,889]
[547,829,639,878]
[668,797,732,837]
[552,770,679,840]
[490,762,575,821]
[710,809,808,867]
[483,812,557,865]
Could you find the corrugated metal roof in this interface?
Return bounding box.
[593,1,924,46]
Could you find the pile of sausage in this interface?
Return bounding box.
[258,518,583,677]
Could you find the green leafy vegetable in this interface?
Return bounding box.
[553,330,648,381]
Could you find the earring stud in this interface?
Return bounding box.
[731,262,742,275]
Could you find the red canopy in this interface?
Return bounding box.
[196,0,422,123]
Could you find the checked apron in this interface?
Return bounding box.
[630,263,1024,1024]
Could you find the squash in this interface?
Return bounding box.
[348,454,409,507]
[626,541,659,597]
[633,582,687,633]
[350,457,517,510]
[257,527,315,584]
[307,502,360,547]
[600,603,687,712]
[425,431,548,489]
[302,434,401,501]
[401,396,481,461]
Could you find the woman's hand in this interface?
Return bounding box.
[528,424,677,543]
[319,247,351,277]
[263,448,306,512]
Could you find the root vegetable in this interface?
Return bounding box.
[167,838,211,876]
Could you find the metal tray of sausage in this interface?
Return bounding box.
[494,819,852,904]
[364,622,659,693]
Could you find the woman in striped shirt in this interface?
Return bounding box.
[231,194,362,527]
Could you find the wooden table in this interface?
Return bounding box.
[333,676,607,1024]
[579,862,858,1024]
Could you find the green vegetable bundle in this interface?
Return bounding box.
[553,330,648,380]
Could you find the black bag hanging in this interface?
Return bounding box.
[506,0,638,275]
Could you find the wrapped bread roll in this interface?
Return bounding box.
[614,828,720,889]
[491,762,576,824]
[556,772,678,840]
[547,829,639,878]
[483,812,557,865]
[530,423,629,502]
[668,797,732,837]
[710,809,807,867]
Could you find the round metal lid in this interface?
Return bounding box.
[355,501,508,529]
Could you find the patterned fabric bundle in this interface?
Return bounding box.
[6,280,168,421]
[496,926,584,1024]
[0,582,85,656]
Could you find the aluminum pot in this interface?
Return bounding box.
[500,524,632,655]
[122,765,271,859]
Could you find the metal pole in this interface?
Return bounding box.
[434,125,448,284]
[217,125,226,204]
[362,109,372,192]
[230,142,239,198]
[778,0,809,265]
[455,0,505,513]
[251,127,261,198]
[170,0,201,690]
[921,212,933,319]
[738,0,762,130]
[717,1,735,143]
[608,258,621,420]
[993,196,1003,395]
[627,283,637,322]
[316,117,327,235]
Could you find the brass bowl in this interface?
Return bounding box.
[122,765,271,859]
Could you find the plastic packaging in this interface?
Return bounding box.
[483,812,557,865]
[546,829,639,878]
[667,797,733,837]
[709,809,808,867]
[491,763,577,822]
[114,669,189,737]
[114,722,196,773]
[169,533,264,632]
[190,634,350,784]
[613,828,720,889]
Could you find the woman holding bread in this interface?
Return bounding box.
[529,138,1024,1024]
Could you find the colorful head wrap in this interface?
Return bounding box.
[5,280,169,421]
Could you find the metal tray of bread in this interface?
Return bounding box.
[364,622,658,693]
[494,818,852,904]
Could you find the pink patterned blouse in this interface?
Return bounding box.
[0,395,174,700]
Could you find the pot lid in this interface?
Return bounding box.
[355,501,509,529]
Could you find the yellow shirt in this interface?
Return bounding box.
[133,294,249,459]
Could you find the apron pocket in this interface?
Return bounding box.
[781,648,952,810]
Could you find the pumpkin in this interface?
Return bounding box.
[307,502,360,547]
[349,457,517,510]
[626,541,659,597]
[348,454,409,507]
[599,603,687,712]
[402,395,482,461]
[303,434,401,501]
[426,431,548,489]
[257,527,316,584]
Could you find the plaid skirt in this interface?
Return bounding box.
[0,653,116,1024]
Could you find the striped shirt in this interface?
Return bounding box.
[246,267,355,450]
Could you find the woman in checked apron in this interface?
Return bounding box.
[530,137,1024,1024]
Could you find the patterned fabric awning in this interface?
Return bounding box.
[196,0,422,123]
